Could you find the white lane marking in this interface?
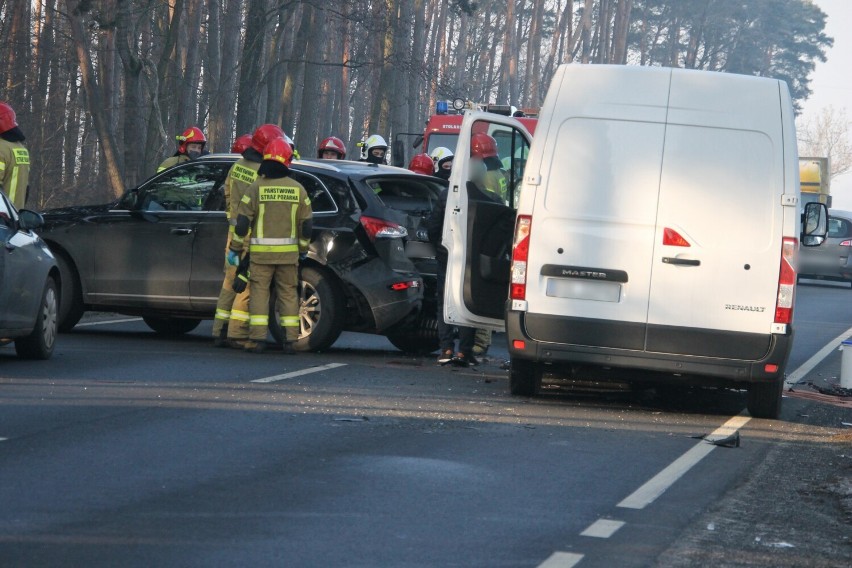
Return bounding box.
[0,437,8,442]
[537,552,584,568]
[580,518,625,538]
[785,326,852,387]
[617,414,751,510]
[75,318,143,327]
[251,363,347,383]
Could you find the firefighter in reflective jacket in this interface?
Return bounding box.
[0,102,30,210]
[228,138,312,354]
[470,132,510,204]
[157,126,207,172]
[212,124,284,347]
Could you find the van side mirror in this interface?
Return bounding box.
[801,202,828,247]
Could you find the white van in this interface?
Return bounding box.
[441,65,827,419]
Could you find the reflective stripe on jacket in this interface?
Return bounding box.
[234,175,312,264]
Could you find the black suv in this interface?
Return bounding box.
[39,155,444,352]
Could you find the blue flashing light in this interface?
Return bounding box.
[436,101,449,115]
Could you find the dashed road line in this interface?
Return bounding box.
[784,326,852,387]
[251,363,347,383]
[537,551,584,568]
[580,518,625,538]
[0,437,8,442]
[617,414,751,510]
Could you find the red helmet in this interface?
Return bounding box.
[251,123,284,153]
[317,136,346,159]
[263,137,294,167]
[408,153,434,176]
[231,134,252,154]
[177,126,206,153]
[470,132,498,159]
[0,102,18,133]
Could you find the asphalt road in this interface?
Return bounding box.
[0,284,850,567]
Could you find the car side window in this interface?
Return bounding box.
[827,217,849,238]
[289,170,338,214]
[139,162,228,212]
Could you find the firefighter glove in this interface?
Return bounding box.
[227,250,240,266]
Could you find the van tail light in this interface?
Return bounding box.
[663,227,690,247]
[840,239,852,247]
[774,237,798,325]
[360,216,408,241]
[510,215,532,300]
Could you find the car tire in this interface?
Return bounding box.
[15,277,59,360]
[385,315,439,354]
[142,316,202,335]
[269,266,345,352]
[747,378,783,419]
[509,357,541,396]
[55,252,85,332]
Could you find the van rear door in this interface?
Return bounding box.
[518,66,671,349]
[442,112,531,330]
[645,72,783,359]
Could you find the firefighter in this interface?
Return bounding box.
[359,134,388,164]
[317,136,347,160]
[470,132,510,204]
[407,153,434,176]
[430,147,454,181]
[212,124,285,347]
[231,134,252,154]
[228,138,313,354]
[0,102,30,210]
[157,126,207,172]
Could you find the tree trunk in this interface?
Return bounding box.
[65,0,125,197]
[296,2,327,152]
[237,0,269,138]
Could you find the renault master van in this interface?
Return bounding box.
[440,65,827,419]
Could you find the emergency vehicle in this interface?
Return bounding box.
[393,99,539,167]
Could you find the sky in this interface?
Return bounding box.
[800,0,852,211]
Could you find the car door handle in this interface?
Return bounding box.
[170,228,194,235]
[662,257,700,266]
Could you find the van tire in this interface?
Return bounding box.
[747,379,783,419]
[509,358,541,396]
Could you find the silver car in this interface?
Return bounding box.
[0,192,59,359]
[798,209,852,288]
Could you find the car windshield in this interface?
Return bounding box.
[366,177,444,215]
[425,134,458,155]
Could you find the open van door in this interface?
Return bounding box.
[442,111,532,330]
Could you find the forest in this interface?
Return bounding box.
[0,0,832,209]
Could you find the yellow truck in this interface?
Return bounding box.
[799,157,832,208]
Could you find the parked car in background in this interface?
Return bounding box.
[798,209,852,287]
[0,192,59,359]
[38,155,444,352]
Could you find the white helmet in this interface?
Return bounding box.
[362,134,388,164]
[430,147,454,170]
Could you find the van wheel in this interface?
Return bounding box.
[143,317,201,335]
[509,358,541,396]
[747,379,783,419]
[15,278,59,360]
[270,266,345,352]
[386,315,439,354]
